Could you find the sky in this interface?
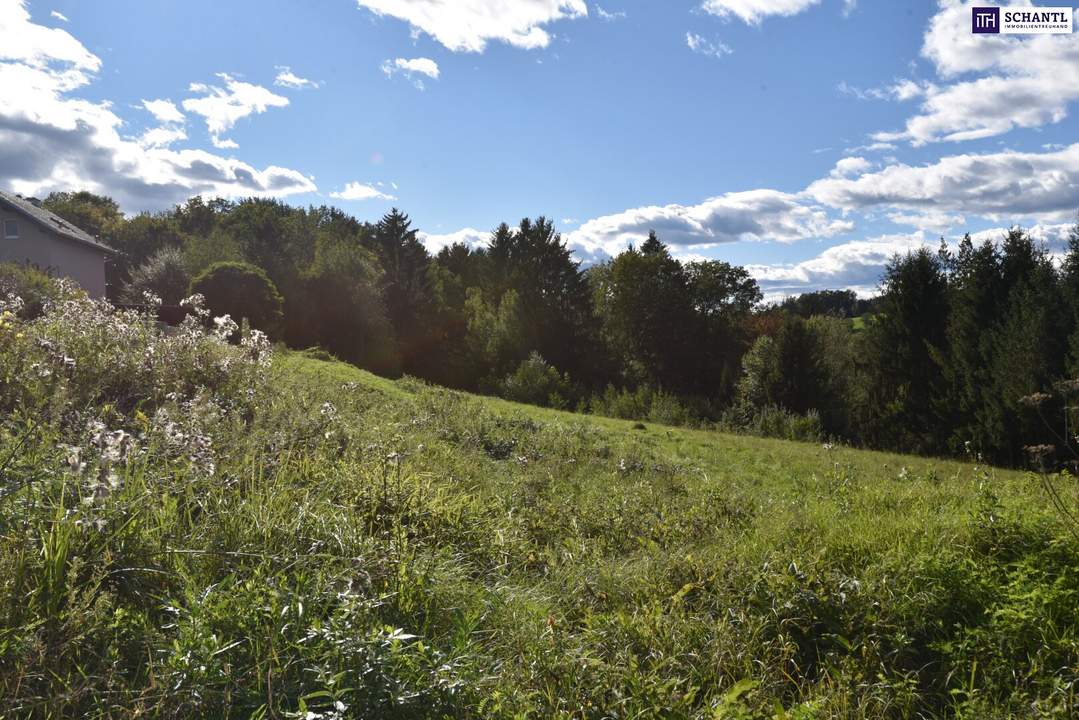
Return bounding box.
[2,0,1079,299]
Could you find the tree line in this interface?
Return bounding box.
[33,191,1079,467]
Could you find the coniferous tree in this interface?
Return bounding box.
[864,248,950,453]
[941,234,1002,456]
[371,209,435,373]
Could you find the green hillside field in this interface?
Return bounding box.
[1,295,1077,718]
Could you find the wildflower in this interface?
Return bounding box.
[212,314,238,340]
[179,293,210,320]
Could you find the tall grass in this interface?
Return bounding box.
[0,275,1077,717]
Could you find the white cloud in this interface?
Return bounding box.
[418,227,489,254]
[700,0,820,25]
[0,0,316,210]
[381,57,440,89]
[750,222,1078,300]
[874,1,1079,145]
[273,66,321,89]
[830,156,872,178]
[886,210,965,233]
[210,136,239,150]
[567,189,853,257]
[595,4,625,20]
[355,0,588,52]
[0,0,99,72]
[182,73,289,148]
[329,181,396,201]
[141,98,184,124]
[748,232,930,300]
[808,143,1079,222]
[845,141,896,154]
[686,32,733,59]
[49,10,68,22]
[838,78,931,103]
[137,126,187,149]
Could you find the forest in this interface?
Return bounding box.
[33,190,1079,468]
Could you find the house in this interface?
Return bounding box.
[0,189,115,298]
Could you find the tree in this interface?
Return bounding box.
[370,209,434,372]
[292,222,398,374]
[485,217,598,384]
[1061,215,1079,375]
[41,191,122,241]
[864,248,950,453]
[190,262,284,337]
[987,237,1067,464]
[591,233,697,391]
[110,213,191,269]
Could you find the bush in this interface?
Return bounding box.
[120,246,190,305]
[190,261,284,337]
[0,262,70,319]
[588,384,703,427]
[720,404,824,442]
[499,352,572,408]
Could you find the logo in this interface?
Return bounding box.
[973,7,999,32]
[972,6,1073,35]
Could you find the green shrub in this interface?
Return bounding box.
[0,262,70,319]
[588,384,702,427]
[719,404,824,442]
[120,245,190,305]
[189,261,284,337]
[498,352,572,408]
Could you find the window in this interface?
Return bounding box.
[2,220,16,239]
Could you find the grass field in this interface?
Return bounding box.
[2,332,1078,717]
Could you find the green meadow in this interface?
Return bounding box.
[1,291,1077,718]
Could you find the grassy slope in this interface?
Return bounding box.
[4,343,1075,719]
[269,351,1075,718]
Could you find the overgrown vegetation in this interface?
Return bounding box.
[1,274,1077,717]
[29,190,1079,468]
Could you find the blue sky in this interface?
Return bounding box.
[3,0,1079,297]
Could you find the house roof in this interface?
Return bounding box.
[0,190,116,254]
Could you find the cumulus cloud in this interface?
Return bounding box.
[0,0,315,210]
[329,181,396,201]
[381,57,440,89]
[566,189,853,257]
[807,143,1079,222]
[874,1,1079,145]
[686,32,733,59]
[749,222,1077,300]
[1,0,99,71]
[137,126,188,149]
[830,156,872,178]
[141,98,184,124]
[355,0,588,52]
[748,232,930,300]
[417,227,491,254]
[182,73,289,149]
[273,66,321,89]
[700,0,821,24]
[886,210,965,233]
